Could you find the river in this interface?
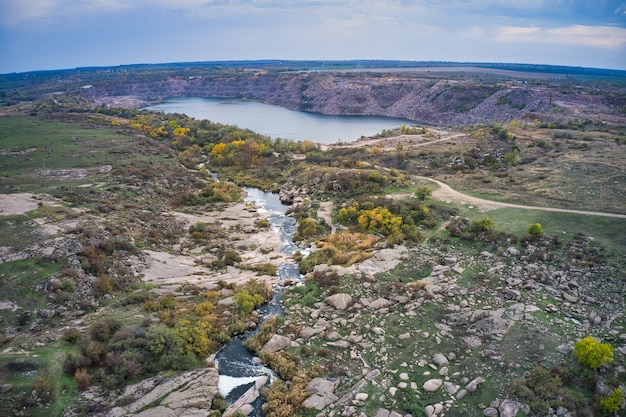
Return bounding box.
[215,187,305,416]
[145,97,417,144]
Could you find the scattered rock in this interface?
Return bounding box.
[367,297,394,310]
[325,293,353,310]
[433,353,449,366]
[483,407,498,416]
[465,377,485,393]
[498,399,521,417]
[303,378,338,410]
[261,334,292,352]
[423,379,443,392]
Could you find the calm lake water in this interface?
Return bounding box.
[145,97,417,144]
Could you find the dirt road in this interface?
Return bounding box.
[418,176,626,219]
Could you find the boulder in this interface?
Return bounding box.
[498,399,521,417]
[501,289,521,301]
[465,377,485,393]
[355,393,369,401]
[218,296,236,307]
[423,379,443,392]
[433,353,449,366]
[325,293,353,310]
[373,409,390,417]
[507,247,520,256]
[462,336,483,349]
[483,407,498,416]
[367,297,394,310]
[302,394,331,410]
[469,317,513,336]
[306,377,337,396]
[303,378,338,410]
[443,382,460,394]
[261,334,292,352]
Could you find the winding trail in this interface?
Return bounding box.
[416,176,626,219]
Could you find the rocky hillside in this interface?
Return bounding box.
[76,69,623,127]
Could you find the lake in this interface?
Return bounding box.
[145,97,417,144]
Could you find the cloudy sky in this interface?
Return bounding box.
[1,0,625,73]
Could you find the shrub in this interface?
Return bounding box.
[63,327,83,343]
[211,393,228,412]
[89,318,121,343]
[294,217,319,240]
[504,149,522,165]
[254,218,270,229]
[599,388,624,413]
[234,290,265,315]
[414,186,432,201]
[573,336,613,369]
[471,217,494,234]
[64,352,88,375]
[74,368,91,390]
[528,223,544,238]
[33,373,54,403]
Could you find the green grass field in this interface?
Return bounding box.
[0,114,136,193]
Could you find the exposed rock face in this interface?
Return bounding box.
[302,378,339,410]
[224,376,268,417]
[88,368,220,417]
[77,71,582,127]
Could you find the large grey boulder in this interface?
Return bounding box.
[302,378,338,410]
[367,297,394,310]
[423,379,443,392]
[433,353,449,366]
[261,334,292,352]
[498,399,521,417]
[325,293,353,310]
[465,376,485,393]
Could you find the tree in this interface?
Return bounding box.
[528,223,544,238]
[573,336,613,369]
[414,186,433,201]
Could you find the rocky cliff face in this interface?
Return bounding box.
[80,70,609,126]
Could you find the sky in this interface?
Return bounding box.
[0,0,625,74]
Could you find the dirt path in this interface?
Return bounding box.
[319,131,465,151]
[417,176,626,219]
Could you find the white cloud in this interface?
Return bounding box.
[496,25,626,49]
[548,25,626,48]
[496,26,542,39]
[459,26,485,38]
[0,0,59,25]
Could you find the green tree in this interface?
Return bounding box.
[414,186,433,201]
[573,336,613,369]
[528,223,544,238]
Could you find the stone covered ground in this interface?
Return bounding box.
[270,227,626,417]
